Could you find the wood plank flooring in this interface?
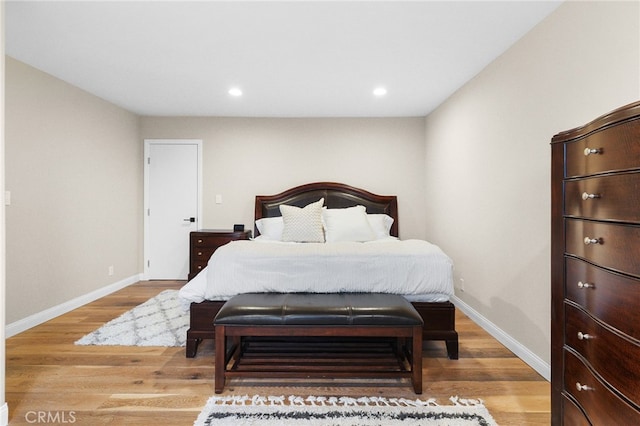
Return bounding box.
[5,280,550,425]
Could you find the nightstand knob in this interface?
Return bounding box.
[197,239,203,243]
[584,148,601,156]
[584,237,600,245]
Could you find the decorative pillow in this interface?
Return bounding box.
[322,205,376,242]
[279,198,325,243]
[367,214,395,239]
[255,216,284,240]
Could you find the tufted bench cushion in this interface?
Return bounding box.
[214,293,424,326]
[213,293,424,394]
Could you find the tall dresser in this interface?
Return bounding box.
[551,101,640,425]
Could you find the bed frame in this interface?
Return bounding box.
[186,182,458,359]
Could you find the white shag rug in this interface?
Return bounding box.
[194,395,498,426]
[75,289,188,347]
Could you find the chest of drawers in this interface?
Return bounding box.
[551,101,640,425]
[188,229,252,280]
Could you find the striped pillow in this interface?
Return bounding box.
[279,198,325,243]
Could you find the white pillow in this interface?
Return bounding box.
[367,214,395,239]
[322,205,376,242]
[279,198,325,243]
[255,216,284,241]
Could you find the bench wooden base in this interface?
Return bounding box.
[215,325,423,394]
[187,300,458,359]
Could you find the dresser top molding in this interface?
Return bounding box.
[552,100,640,144]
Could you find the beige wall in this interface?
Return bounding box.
[424,0,640,368]
[4,57,142,324]
[139,117,428,239]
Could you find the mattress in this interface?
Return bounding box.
[179,238,454,305]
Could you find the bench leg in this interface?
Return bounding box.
[215,325,226,393]
[412,326,423,394]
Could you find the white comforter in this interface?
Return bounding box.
[179,239,454,304]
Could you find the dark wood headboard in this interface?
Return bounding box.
[254,182,398,237]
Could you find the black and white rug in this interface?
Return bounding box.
[195,395,498,426]
[75,290,188,347]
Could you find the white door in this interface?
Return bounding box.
[144,139,202,279]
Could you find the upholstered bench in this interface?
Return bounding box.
[214,293,424,393]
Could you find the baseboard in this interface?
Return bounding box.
[451,295,551,381]
[1,402,8,426]
[5,274,143,338]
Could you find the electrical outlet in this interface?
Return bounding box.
[108,266,114,276]
[459,277,465,292]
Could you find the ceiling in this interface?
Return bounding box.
[5,1,562,117]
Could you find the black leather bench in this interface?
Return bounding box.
[214,293,424,393]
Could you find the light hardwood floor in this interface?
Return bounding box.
[5,280,550,425]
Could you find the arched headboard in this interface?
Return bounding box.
[254,182,398,237]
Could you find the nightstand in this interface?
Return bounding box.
[188,229,252,280]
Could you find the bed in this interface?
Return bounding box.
[180,182,459,359]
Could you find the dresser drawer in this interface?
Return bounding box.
[565,118,640,178]
[565,219,640,278]
[564,349,640,425]
[562,394,590,426]
[565,303,640,407]
[566,257,640,340]
[565,172,640,223]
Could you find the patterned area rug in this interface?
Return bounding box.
[195,395,498,426]
[75,290,188,347]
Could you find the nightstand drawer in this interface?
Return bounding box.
[192,235,239,248]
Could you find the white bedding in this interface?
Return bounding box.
[179,238,454,305]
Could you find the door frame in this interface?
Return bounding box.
[143,139,203,280]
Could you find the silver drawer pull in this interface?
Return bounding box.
[577,281,593,289]
[581,192,600,200]
[577,332,592,340]
[584,148,601,156]
[584,237,600,245]
[576,382,590,392]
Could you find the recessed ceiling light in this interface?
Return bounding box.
[228,87,243,97]
[373,87,387,97]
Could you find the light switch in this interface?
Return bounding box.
[215,194,222,204]
[5,191,10,206]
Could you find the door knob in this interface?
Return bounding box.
[183,217,196,223]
